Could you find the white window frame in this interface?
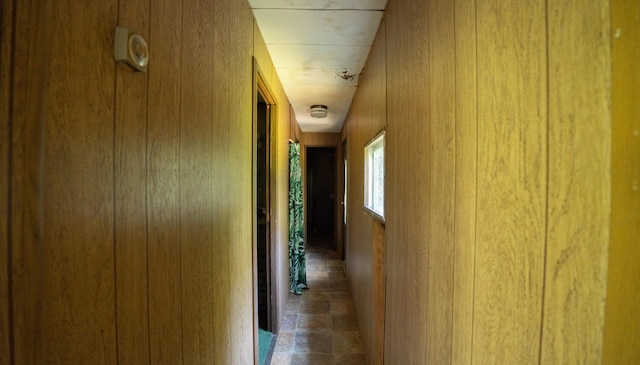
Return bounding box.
[364,131,385,220]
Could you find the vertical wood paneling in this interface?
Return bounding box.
[342,20,387,364]
[372,220,385,365]
[602,0,640,363]
[302,132,339,146]
[36,1,119,362]
[384,0,430,363]
[0,0,13,362]
[211,0,232,362]
[180,0,215,363]
[253,24,273,88]
[452,0,477,364]
[253,19,293,336]
[114,0,150,363]
[473,1,547,363]
[427,0,456,363]
[147,0,183,362]
[9,0,283,363]
[227,2,244,361]
[274,81,292,334]
[228,0,255,363]
[8,0,120,362]
[543,1,611,363]
[9,2,52,363]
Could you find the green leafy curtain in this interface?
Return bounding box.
[289,142,307,294]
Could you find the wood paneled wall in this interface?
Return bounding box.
[341,19,387,364]
[253,23,293,334]
[343,0,615,363]
[602,0,640,363]
[542,1,611,362]
[0,1,13,364]
[4,0,291,363]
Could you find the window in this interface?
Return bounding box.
[364,131,385,219]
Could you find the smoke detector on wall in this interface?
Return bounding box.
[310,105,328,118]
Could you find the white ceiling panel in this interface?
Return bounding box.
[249,0,387,10]
[253,9,382,46]
[284,85,357,132]
[276,68,360,86]
[266,45,371,69]
[250,3,385,132]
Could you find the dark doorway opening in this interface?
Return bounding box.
[341,139,347,261]
[306,147,337,250]
[256,91,271,331]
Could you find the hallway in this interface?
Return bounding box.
[269,242,366,365]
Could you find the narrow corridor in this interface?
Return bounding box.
[269,243,366,365]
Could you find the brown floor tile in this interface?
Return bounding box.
[332,332,364,354]
[280,314,298,331]
[273,247,366,364]
[297,314,332,332]
[334,353,367,364]
[270,352,291,365]
[293,332,333,353]
[327,259,342,267]
[274,331,295,352]
[330,290,351,300]
[299,300,330,314]
[299,290,330,302]
[285,300,302,314]
[330,299,355,314]
[332,314,359,332]
[290,353,335,365]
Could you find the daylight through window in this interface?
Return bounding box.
[364,131,385,219]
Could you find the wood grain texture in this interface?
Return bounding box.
[384,0,431,363]
[275,85,293,335]
[372,220,385,365]
[452,0,477,363]
[253,23,274,88]
[180,0,216,363]
[542,1,612,363]
[426,0,456,363]
[36,1,118,363]
[8,2,53,363]
[211,0,232,362]
[0,0,13,362]
[473,1,547,363]
[253,19,293,336]
[9,1,121,363]
[338,19,387,364]
[7,0,288,363]
[228,1,255,363]
[147,0,183,362]
[114,0,150,363]
[602,0,640,363]
[302,132,339,147]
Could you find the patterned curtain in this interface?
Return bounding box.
[289,142,308,294]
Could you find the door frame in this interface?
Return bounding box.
[252,58,278,363]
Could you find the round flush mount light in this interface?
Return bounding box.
[310,105,328,118]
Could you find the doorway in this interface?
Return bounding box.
[306,147,337,249]
[253,61,277,341]
[341,139,347,261]
[256,91,271,331]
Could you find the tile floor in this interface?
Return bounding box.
[269,243,367,365]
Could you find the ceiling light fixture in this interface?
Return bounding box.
[310,105,328,118]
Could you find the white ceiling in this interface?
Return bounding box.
[250,0,387,133]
